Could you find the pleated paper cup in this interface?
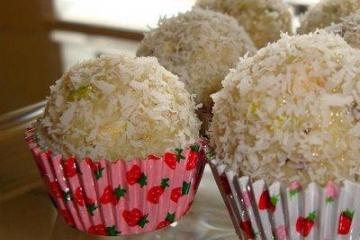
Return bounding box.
[25,126,206,236]
[208,157,360,240]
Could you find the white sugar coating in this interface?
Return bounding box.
[326,10,360,49]
[299,0,360,34]
[38,54,201,161]
[210,31,360,186]
[196,0,292,48]
[137,8,256,109]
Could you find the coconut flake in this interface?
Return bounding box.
[92,80,116,94]
[321,94,354,106]
[59,103,76,127]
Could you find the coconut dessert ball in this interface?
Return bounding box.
[326,10,360,49]
[137,8,256,111]
[37,55,201,161]
[210,31,360,186]
[196,0,292,48]
[299,0,360,34]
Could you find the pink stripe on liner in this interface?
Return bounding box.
[179,148,198,217]
[111,160,127,234]
[52,156,85,231]
[165,155,180,229]
[144,157,162,232]
[96,160,116,228]
[66,163,93,231]
[77,160,103,227]
[25,126,206,236]
[39,152,67,213]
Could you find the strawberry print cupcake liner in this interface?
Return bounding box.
[25,126,206,236]
[208,158,360,240]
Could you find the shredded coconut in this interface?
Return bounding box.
[137,8,256,110]
[298,0,360,34]
[38,54,200,161]
[325,10,360,49]
[210,31,360,186]
[196,0,292,48]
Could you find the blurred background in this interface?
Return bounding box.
[0,0,319,115]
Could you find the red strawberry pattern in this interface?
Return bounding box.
[126,165,147,187]
[100,186,114,204]
[156,212,175,230]
[170,187,182,203]
[163,148,186,170]
[62,156,77,178]
[164,152,177,169]
[123,208,149,228]
[88,224,107,236]
[186,144,200,170]
[296,211,316,237]
[170,181,191,203]
[88,224,120,236]
[100,185,126,205]
[27,127,206,236]
[258,190,278,213]
[48,181,62,198]
[60,209,75,226]
[72,187,97,214]
[338,209,354,235]
[156,220,171,230]
[70,189,97,215]
[85,158,104,180]
[73,187,86,206]
[240,219,255,239]
[69,187,98,216]
[43,149,52,160]
[147,178,169,204]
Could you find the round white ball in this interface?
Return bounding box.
[196,0,293,48]
[326,10,360,49]
[38,55,201,161]
[137,8,256,109]
[211,31,360,185]
[299,0,360,34]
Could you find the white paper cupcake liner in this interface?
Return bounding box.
[209,158,360,240]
